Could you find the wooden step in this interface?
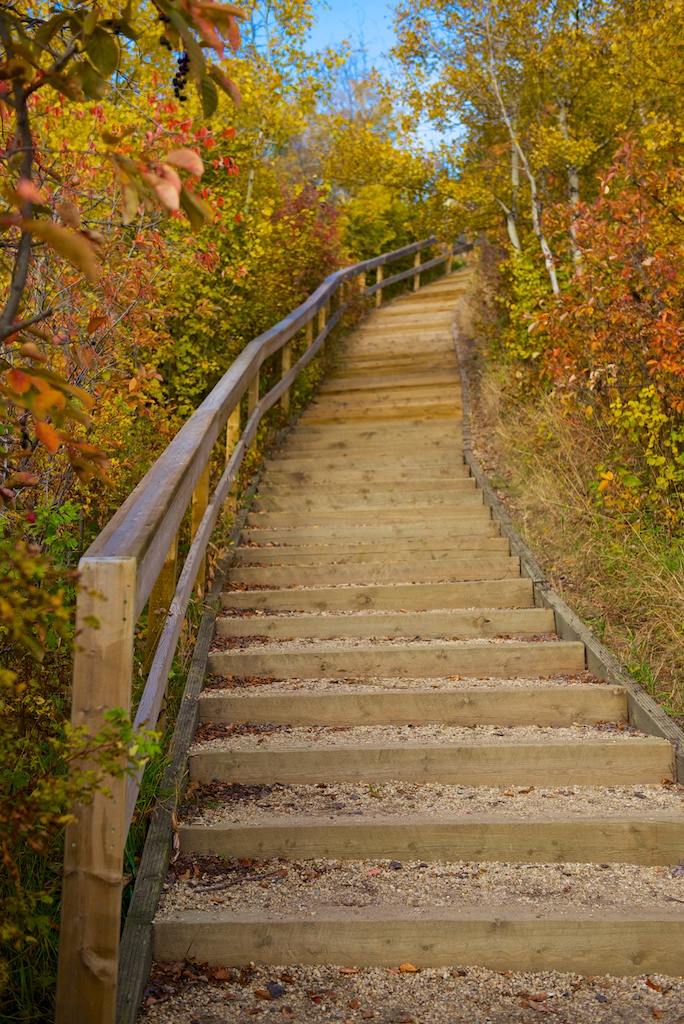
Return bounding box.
[261,465,471,483]
[270,441,462,459]
[199,683,625,726]
[232,540,511,565]
[153,908,684,975]
[245,509,497,529]
[258,477,481,497]
[215,606,546,638]
[258,477,479,496]
[188,736,673,786]
[318,371,460,393]
[251,491,484,513]
[239,521,502,544]
[222,579,533,612]
[227,556,521,587]
[299,406,461,425]
[207,638,585,678]
[179,811,683,865]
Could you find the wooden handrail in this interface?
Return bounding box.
[55,234,469,1024]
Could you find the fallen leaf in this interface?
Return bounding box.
[528,999,556,1013]
[348,1000,361,1010]
[339,968,358,975]
[399,963,418,973]
[646,979,664,992]
[254,988,272,1000]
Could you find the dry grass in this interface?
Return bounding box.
[467,351,684,723]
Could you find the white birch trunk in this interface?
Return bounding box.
[485,17,560,296]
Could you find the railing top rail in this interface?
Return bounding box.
[86,235,450,613]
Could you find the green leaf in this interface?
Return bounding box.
[43,73,85,102]
[86,26,119,76]
[76,60,108,100]
[197,74,218,119]
[179,186,213,234]
[83,7,99,36]
[117,21,140,41]
[23,219,100,282]
[208,65,241,107]
[34,12,71,46]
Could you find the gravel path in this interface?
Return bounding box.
[139,962,684,1023]
[180,781,684,827]
[202,672,612,694]
[189,723,644,753]
[156,854,684,918]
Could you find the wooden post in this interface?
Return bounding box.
[248,369,260,418]
[56,557,137,1024]
[447,249,453,275]
[413,250,421,291]
[144,534,178,670]
[305,318,313,350]
[280,339,292,412]
[357,272,366,297]
[375,265,383,308]
[225,405,241,515]
[318,304,326,336]
[226,405,240,463]
[191,463,210,592]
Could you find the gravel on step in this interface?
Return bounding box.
[155,854,684,918]
[202,672,606,694]
[138,960,684,1024]
[180,780,684,827]
[219,606,520,618]
[209,636,563,653]
[189,723,645,753]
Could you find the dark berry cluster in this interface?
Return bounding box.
[158,13,172,52]
[172,50,189,102]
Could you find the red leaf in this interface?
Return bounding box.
[7,368,32,394]
[87,315,108,335]
[165,148,204,178]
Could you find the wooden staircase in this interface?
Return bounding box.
[152,271,684,977]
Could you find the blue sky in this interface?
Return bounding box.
[305,0,452,148]
[307,0,396,70]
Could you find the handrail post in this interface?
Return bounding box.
[375,265,383,308]
[447,246,453,276]
[305,317,313,349]
[56,556,137,1024]
[318,303,326,336]
[413,250,421,291]
[248,369,260,418]
[225,405,241,513]
[357,272,365,297]
[280,339,292,412]
[191,464,210,592]
[144,534,178,670]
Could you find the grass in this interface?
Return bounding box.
[468,358,684,724]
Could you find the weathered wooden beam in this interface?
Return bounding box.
[56,557,137,1024]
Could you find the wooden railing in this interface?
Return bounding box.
[54,235,469,1024]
